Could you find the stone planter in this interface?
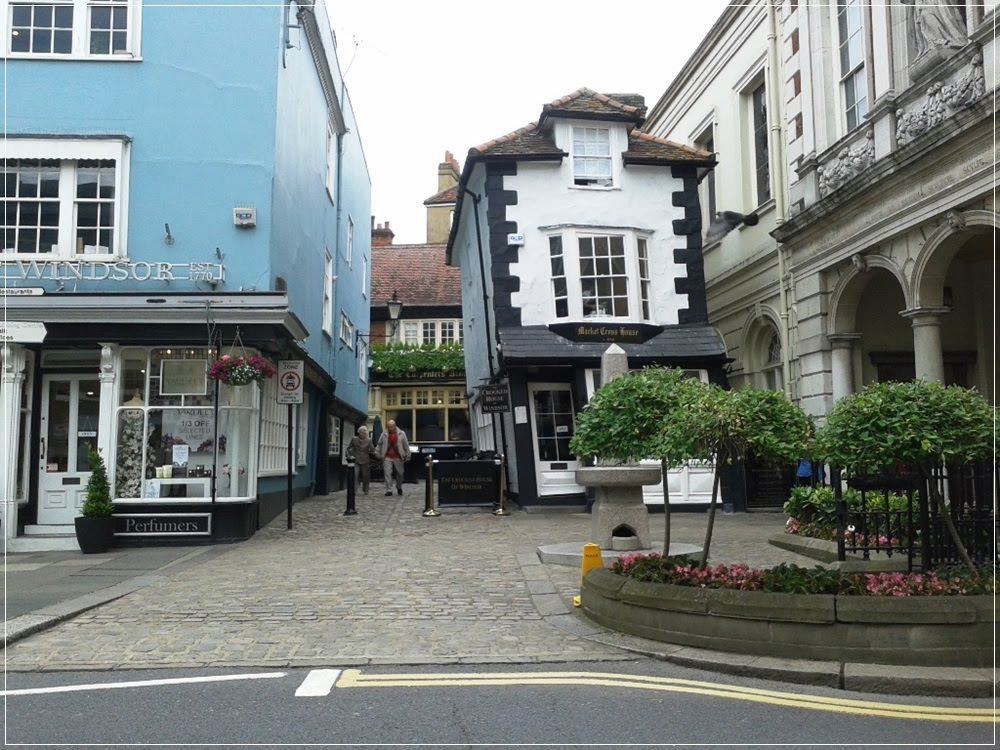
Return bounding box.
[576,465,662,549]
[582,568,994,668]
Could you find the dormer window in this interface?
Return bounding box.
[572,127,612,187]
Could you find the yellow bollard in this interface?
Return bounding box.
[573,542,604,607]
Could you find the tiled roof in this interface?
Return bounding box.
[623,130,715,166]
[540,87,646,124]
[370,244,461,308]
[473,121,566,159]
[497,325,727,365]
[423,185,458,205]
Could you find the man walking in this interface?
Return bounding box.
[376,419,410,496]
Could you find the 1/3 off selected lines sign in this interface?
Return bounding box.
[277,360,304,404]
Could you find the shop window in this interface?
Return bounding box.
[112,347,258,501]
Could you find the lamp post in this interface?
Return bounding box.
[387,290,403,340]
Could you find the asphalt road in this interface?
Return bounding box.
[4,660,995,747]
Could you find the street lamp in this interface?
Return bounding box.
[387,290,403,339]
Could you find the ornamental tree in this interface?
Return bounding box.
[569,367,707,553]
[815,380,995,573]
[671,386,814,568]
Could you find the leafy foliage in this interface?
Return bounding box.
[371,343,465,378]
[816,380,994,475]
[611,553,994,596]
[673,385,814,466]
[82,447,114,518]
[569,367,705,464]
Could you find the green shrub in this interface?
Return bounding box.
[82,447,114,518]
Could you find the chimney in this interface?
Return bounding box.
[371,219,394,247]
[437,150,460,192]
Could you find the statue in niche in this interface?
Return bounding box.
[904,0,968,77]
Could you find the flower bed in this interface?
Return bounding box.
[613,552,993,595]
[581,555,995,670]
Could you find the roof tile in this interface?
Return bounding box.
[371,244,461,308]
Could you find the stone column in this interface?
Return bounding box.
[600,343,629,385]
[827,333,862,403]
[901,307,949,383]
[98,344,119,464]
[0,345,27,540]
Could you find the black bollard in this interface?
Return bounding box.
[422,456,440,517]
[493,453,510,516]
[344,458,357,516]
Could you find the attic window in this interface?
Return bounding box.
[572,127,612,187]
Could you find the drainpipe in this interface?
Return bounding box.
[766,0,793,400]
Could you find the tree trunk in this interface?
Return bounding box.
[661,458,671,556]
[921,465,977,575]
[698,461,723,569]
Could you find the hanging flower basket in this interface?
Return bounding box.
[207,354,277,386]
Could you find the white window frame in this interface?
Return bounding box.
[322,248,334,337]
[836,0,868,133]
[746,80,771,207]
[692,120,717,239]
[339,312,354,350]
[392,319,464,346]
[357,339,368,383]
[361,254,368,298]
[2,0,142,59]
[327,414,341,457]
[258,378,288,475]
[3,138,129,258]
[571,126,613,188]
[345,215,354,266]
[296,392,309,467]
[325,123,336,203]
[545,229,652,323]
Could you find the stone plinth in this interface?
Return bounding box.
[576,465,661,550]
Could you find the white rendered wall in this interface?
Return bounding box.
[506,120,689,327]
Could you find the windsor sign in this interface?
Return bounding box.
[1,260,226,283]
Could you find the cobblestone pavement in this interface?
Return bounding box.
[4,486,798,672]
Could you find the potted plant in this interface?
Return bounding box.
[207,354,277,386]
[74,446,116,554]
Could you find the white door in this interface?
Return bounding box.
[38,375,101,525]
[527,383,583,497]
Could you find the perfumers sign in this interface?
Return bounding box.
[3,260,226,283]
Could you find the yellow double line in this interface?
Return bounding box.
[336,669,997,723]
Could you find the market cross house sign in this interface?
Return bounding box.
[548,322,664,344]
[2,260,226,283]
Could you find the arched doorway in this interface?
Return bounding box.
[913,216,996,404]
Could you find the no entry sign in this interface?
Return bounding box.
[277,360,304,404]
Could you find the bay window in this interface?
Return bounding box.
[546,230,653,322]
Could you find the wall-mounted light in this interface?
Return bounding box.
[387,290,404,338]
[164,223,174,245]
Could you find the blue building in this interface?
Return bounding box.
[0,0,371,547]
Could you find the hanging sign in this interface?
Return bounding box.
[277,360,304,404]
[479,383,510,413]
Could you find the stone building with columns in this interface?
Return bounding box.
[643,0,996,422]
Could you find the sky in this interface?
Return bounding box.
[329,0,732,246]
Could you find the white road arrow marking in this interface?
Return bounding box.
[294,669,342,697]
[2,671,286,697]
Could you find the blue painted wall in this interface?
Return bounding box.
[271,0,371,420]
[3,0,282,292]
